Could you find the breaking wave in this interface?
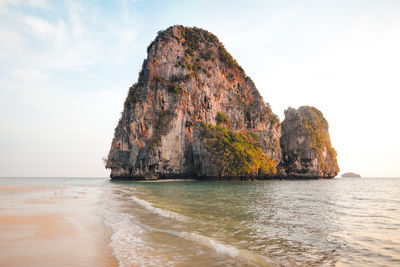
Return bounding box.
[130,195,188,222]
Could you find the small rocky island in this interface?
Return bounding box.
[280,107,339,178]
[105,25,339,180]
[341,172,361,178]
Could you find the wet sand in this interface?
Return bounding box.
[0,185,118,267]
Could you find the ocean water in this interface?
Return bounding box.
[1,177,400,266]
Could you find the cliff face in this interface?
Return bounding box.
[106,26,281,179]
[279,106,339,178]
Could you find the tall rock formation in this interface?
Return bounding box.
[106,25,281,179]
[279,106,339,178]
[106,26,340,180]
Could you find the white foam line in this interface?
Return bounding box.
[182,232,274,266]
[131,196,188,222]
[102,205,167,267]
[180,232,240,258]
[156,229,274,266]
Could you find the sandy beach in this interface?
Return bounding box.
[0,185,118,267]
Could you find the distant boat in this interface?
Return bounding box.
[341,172,361,178]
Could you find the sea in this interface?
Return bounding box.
[1,177,399,267]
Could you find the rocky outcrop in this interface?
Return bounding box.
[106,26,340,180]
[279,106,339,178]
[341,172,361,178]
[106,25,281,179]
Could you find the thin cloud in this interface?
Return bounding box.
[24,16,55,35]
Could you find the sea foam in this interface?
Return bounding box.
[154,229,274,266]
[102,204,173,267]
[131,195,188,222]
[179,232,272,265]
[102,193,273,267]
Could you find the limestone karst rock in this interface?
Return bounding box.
[106,25,281,179]
[106,26,339,179]
[279,106,339,178]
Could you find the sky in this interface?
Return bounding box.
[0,0,399,177]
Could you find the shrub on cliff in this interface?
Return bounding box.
[200,123,276,176]
[218,44,244,73]
[215,112,230,126]
[265,102,280,125]
[302,107,337,170]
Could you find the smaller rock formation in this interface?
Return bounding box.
[341,172,361,178]
[279,106,339,178]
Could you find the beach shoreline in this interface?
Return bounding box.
[0,185,118,267]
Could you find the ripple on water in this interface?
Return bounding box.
[103,178,400,267]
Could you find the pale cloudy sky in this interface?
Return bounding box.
[0,0,399,177]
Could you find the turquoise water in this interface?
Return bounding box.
[1,177,400,266]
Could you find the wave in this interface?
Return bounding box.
[179,232,240,258]
[156,229,274,266]
[102,190,274,266]
[180,232,274,266]
[102,204,170,267]
[102,201,274,266]
[131,195,188,222]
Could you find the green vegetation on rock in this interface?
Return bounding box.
[302,106,337,170]
[170,74,191,83]
[169,84,182,94]
[218,44,244,73]
[124,83,139,109]
[154,110,175,135]
[148,137,161,152]
[180,26,219,49]
[147,110,175,153]
[215,112,230,126]
[174,25,244,76]
[200,123,276,176]
[124,59,148,109]
[265,102,280,125]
